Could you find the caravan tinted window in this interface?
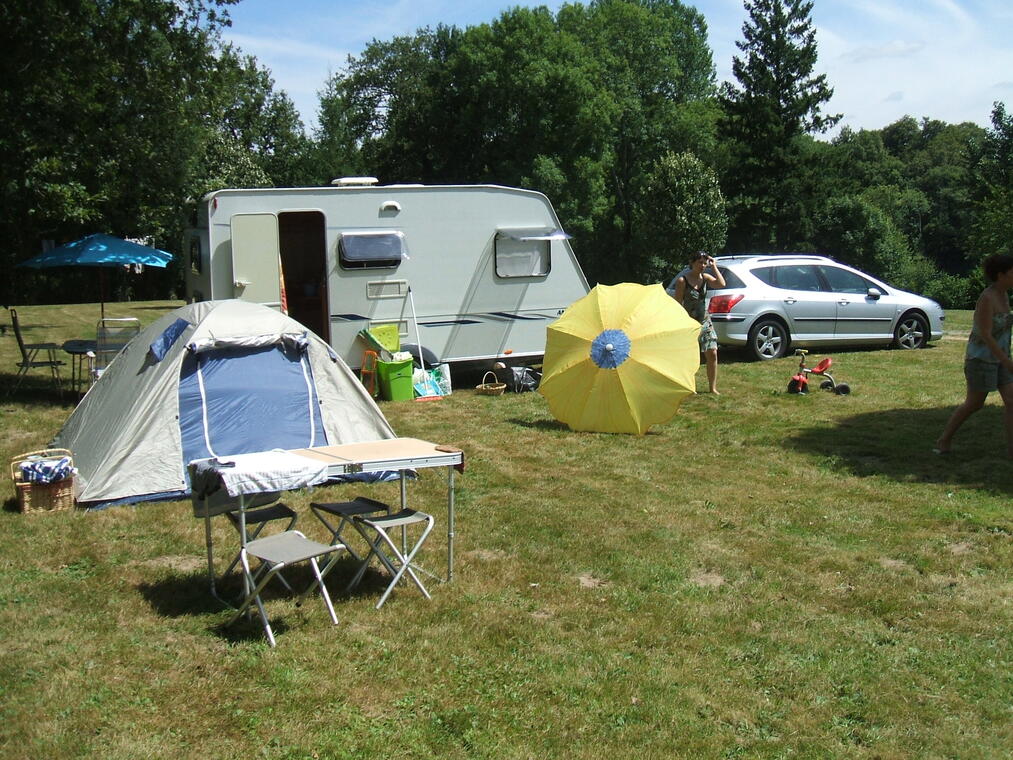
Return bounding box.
[339,231,406,269]
[495,229,557,278]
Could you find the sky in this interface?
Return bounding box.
[222,0,1013,138]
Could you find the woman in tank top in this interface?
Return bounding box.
[935,252,1013,456]
[672,251,726,394]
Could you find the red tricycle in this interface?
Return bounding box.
[786,349,851,395]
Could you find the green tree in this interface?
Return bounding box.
[813,194,968,307]
[0,0,238,305]
[206,48,313,187]
[718,0,840,251]
[326,1,718,285]
[874,116,986,274]
[969,102,1013,259]
[567,0,718,282]
[312,76,363,185]
[815,196,915,281]
[637,151,727,281]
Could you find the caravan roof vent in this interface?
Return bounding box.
[331,177,379,186]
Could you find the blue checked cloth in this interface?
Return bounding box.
[19,457,75,484]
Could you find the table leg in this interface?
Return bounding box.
[205,507,219,600]
[399,470,408,554]
[238,496,250,613]
[447,467,455,582]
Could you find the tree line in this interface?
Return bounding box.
[3,0,1010,310]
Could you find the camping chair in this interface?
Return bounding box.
[228,529,345,647]
[192,488,299,598]
[90,317,141,382]
[224,499,299,590]
[310,495,390,562]
[346,507,434,609]
[9,308,64,396]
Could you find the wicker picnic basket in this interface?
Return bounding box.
[475,371,506,396]
[10,449,76,513]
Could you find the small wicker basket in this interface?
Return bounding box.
[10,449,76,513]
[475,371,506,396]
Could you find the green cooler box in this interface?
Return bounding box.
[377,359,414,401]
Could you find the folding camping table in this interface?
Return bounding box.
[189,437,465,606]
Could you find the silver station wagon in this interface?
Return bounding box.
[705,254,945,360]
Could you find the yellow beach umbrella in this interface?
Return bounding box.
[539,283,701,434]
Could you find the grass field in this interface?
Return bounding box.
[1,302,1010,759]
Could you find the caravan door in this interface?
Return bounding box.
[231,213,282,308]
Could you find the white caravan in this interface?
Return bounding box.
[185,181,590,369]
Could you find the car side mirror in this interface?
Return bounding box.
[867,287,882,300]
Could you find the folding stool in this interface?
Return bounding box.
[225,501,298,590]
[228,530,344,647]
[347,508,434,609]
[310,496,389,562]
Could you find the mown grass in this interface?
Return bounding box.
[0,303,1010,759]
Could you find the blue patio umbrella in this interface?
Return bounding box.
[18,234,173,318]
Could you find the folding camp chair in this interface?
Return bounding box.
[228,529,344,647]
[347,507,434,609]
[9,308,64,395]
[310,496,390,562]
[225,500,299,590]
[90,316,141,382]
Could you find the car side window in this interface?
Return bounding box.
[752,266,777,286]
[821,266,875,294]
[710,267,745,291]
[774,265,823,292]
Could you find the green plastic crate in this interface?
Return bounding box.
[377,359,413,401]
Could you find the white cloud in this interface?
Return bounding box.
[842,40,924,64]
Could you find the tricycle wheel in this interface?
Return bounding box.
[834,383,851,395]
[787,378,807,394]
[819,380,834,391]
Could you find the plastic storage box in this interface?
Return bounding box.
[377,359,414,401]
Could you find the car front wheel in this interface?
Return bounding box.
[748,318,789,360]
[893,313,928,350]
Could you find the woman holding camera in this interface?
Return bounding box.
[672,251,726,394]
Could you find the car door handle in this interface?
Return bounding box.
[784,297,797,305]
[838,300,849,306]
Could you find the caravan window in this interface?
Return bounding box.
[495,229,565,278]
[339,231,406,269]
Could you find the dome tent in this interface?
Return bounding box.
[53,300,395,508]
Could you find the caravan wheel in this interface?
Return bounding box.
[402,343,441,369]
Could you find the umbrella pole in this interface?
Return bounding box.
[99,269,107,321]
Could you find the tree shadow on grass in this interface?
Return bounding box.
[0,377,75,406]
[787,405,1013,497]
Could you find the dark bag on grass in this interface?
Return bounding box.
[503,366,541,393]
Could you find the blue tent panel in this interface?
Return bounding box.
[178,344,328,470]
